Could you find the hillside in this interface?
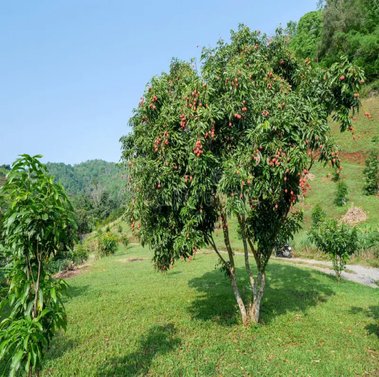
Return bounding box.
[46,160,126,204]
[46,160,127,232]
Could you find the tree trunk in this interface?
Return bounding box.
[250,270,266,323]
[33,256,42,319]
[220,212,249,325]
[229,268,248,325]
[237,215,255,292]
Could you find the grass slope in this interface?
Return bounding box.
[42,245,378,377]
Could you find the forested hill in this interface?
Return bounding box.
[46,160,126,232]
[46,160,125,200]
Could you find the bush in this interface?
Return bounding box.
[120,234,129,247]
[334,181,349,206]
[358,228,379,258]
[311,204,326,228]
[118,224,123,233]
[309,219,358,279]
[98,232,118,257]
[72,243,89,265]
[363,151,378,195]
[49,258,73,274]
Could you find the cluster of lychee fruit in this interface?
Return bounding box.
[193,139,203,157]
[179,113,187,129]
[204,127,215,139]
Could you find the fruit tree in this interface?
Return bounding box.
[121,26,364,325]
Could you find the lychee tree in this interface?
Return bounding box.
[121,26,364,325]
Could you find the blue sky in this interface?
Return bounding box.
[0,0,318,165]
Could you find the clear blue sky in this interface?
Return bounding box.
[0,0,318,165]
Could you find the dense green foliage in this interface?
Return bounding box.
[0,155,77,376]
[288,11,322,60]
[289,0,379,82]
[309,218,359,279]
[311,204,326,228]
[97,232,118,258]
[122,25,364,324]
[46,160,126,233]
[363,151,378,195]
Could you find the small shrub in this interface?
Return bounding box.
[105,225,111,232]
[120,234,129,247]
[98,232,118,257]
[118,224,123,233]
[331,170,340,182]
[49,258,73,274]
[83,237,98,254]
[311,204,326,228]
[334,181,348,206]
[72,243,89,265]
[363,151,378,195]
[358,228,379,257]
[309,219,358,279]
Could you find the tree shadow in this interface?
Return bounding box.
[188,263,335,326]
[44,334,77,363]
[96,324,181,376]
[66,284,90,299]
[350,306,379,337]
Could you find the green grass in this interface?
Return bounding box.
[41,244,378,377]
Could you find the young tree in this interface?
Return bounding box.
[121,26,364,325]
[334,181,349,206]
[309,219,358,279]
[363,151,378,195]
[311,204,327,228]
[0,155,77,376]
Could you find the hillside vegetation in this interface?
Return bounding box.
[288,0,379,84]
[46,160,126,232]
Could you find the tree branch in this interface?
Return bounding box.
[209,235,228,266]
[237,214,255,292]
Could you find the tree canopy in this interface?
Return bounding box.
[122,25,364,324]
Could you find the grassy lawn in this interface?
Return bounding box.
[42,244,378,377]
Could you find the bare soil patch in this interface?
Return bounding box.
[341,206,368,225]
[55,264,89,279]
[339,151,367,164]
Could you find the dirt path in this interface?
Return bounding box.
[273,257,379,288]
[217,250,379,288]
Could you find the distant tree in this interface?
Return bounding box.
[47,160,127,232]
[122,26,364,325]
[311,204,327,228]
[363,151,378,195]
[289,11,322,60]
[319,0,379,80]
[0,155,77,376]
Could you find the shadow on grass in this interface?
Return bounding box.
[43,334,77,366]
[96,324,181,376]
[350,306,379,337]
[188,263,335,326]
[66,284,91,299]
